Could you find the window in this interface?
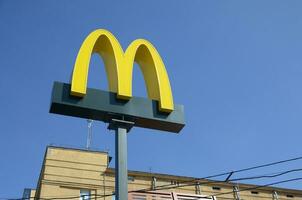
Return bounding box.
[251,191,259,194]
[212,186,221,191]
[80,190,90,200]
[286,195,294,198]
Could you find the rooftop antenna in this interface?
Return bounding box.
[86,119,93,149]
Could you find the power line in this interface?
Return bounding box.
[232,168,302,182]
[203,177,302,198]
[7,176,302,200]
[142,167,302,192]
[130,166,302,193]
[134,155,302,192]
[3,156,302,200]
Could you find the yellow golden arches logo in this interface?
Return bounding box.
[70,29,174,113]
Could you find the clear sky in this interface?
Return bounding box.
[1,0,302,198]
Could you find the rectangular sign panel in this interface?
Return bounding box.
[49,82,185,133]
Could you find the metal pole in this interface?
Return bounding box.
[273,191,279,200]
[86,119,93,149]
[108,119,134,200]
[233,185,240,200]
[195,182,201,195]
[115,126,128,200]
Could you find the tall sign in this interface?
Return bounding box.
[49,29,185,200]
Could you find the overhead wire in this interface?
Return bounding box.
[5,176,302,200]
[203,177,302,198]
[3,156,302,200]
[133,155,302,192]
[134,168,302,192]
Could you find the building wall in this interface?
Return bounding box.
[31,146,302,200]
[35,146,109,199]
[104,172,302,200]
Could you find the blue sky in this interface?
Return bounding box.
[1,0,302,198]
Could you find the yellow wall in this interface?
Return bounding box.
[32,146,302,200]
[35,146,109,199]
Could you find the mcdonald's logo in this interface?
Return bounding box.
[50,29,185,133]
[70,29,174,113]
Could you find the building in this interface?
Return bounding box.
[23,146,302,200]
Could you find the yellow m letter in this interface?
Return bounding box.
[71,29,174,113]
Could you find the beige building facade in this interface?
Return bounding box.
[23,146,302,200]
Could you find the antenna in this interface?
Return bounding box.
[86,119,93,149]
